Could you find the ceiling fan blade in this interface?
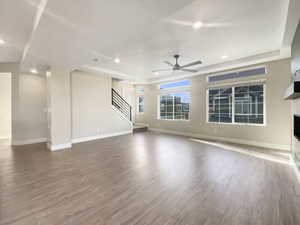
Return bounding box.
[180,68,198,73]
[180,60,202,68]
[152,68,173,72]
[164,61,174,67]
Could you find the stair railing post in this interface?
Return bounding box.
[130,106,132,121]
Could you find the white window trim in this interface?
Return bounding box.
[206,83,266,126]
[157,91,191,122]
[137,95,144,114]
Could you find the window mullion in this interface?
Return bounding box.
[247,86,250,123]
[172,95,175,120]
[232,87,235,124]
[218,90,220,123]
[263,84,266,125]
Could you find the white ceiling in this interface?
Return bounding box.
[0,0,40,62]
[0,0,293,82]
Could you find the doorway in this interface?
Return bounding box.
[0,73,12,146]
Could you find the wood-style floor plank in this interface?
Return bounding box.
[1,132,300,225]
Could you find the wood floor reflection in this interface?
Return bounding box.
[1,132,300,225]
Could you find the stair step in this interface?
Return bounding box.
[133,125,148,133]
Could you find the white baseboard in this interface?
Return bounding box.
[47,130,133,151]
[72,130,132,144]
[289,155,300,184]
[50,143,72,151]
[0,136,10,140]
[12,138,48,146]
[149,128,290,151]
[72,135,102,144]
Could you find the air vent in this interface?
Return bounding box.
[208,67,266,83]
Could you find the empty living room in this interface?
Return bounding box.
[1,0,300,224]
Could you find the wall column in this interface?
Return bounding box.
[47,69,72,151]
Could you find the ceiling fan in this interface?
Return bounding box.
[153,54,202,73]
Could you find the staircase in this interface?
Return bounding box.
[111,88,148,133]
[133,124,148,133]
[112,88,132,121]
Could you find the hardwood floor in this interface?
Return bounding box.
[1,131,300,225]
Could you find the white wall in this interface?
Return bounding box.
[136,59,292,150]
[49,70,72,147]
[0,64,48,144]
[0,63,19,142]
[0,74,11,139]
[0,66,132,148]
[15,73,47,142]
[71,71,132,140]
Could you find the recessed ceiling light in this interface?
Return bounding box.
[114,58,120,63]
[193,21,203,30]
[0,39,5,45]
[222,55,228,59]
[154,72,159,76]
[30,68,38,74]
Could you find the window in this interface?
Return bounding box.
[160,92,190,120]
[208,88,232,123]
[234,85,264,124]
[159,80,190,90]
[207,66,267,83]
[138,96,144,113]
[208,84,264,125]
